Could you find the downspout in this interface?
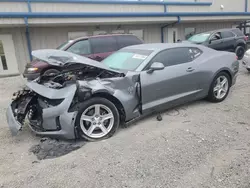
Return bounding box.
[245,0,248,12]
[24,18,32,61]
[161,16,180,43]
[25,0,33,61]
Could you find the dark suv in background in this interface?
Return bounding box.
[23,34,143,80]
[185,28,247,60]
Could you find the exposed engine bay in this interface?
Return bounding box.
[37,63,125,89]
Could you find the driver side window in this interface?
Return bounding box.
[210,32,222,41]
[66,39,91,55]
[147,47,193,69]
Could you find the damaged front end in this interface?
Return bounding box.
[7,88,35,135]
[7,82,78,139]
[6,49,141,139]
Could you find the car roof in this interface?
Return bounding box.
[122,43,207,52]
[72,34,137,41]
[198,28,241,34]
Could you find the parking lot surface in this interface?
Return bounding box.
[0,66,250,188]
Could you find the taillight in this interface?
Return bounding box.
[236,56,238,60]
[244,36,248,41]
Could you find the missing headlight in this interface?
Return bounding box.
[37,97,64,108]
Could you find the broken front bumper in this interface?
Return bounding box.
[6,105,22,136]
[6,83,79,140]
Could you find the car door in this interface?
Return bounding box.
[140,47,203,113]
[220,31,236,52]
[89,36,118,61]
[208,32,226,51]
[65,39,92,58]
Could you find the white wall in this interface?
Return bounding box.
[31,3,163,13]
[168,0,245,12]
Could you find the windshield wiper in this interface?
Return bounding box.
[109,67,121,71]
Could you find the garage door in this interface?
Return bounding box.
[0,34,18,76]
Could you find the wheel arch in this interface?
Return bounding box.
[40,66,61,75]
[92,92,126,123]
[235,40,246,49]
[212,68,232,86]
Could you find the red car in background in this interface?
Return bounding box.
[23,34,143,80]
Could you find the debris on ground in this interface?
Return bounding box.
[29,138,85,160]
[156,114,162,121]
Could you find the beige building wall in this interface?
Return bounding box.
[31,3,163,13]
[29,24,162,51]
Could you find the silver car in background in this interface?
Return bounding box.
[6,43,239,141]
[242,49,250,72]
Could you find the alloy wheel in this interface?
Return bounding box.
[213,75,229,100]
[80,104,114,139]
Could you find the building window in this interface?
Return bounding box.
[185,28,196,40]
[0,41,8,70]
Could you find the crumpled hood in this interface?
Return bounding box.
[32,49,121,74]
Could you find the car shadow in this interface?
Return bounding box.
[122,99,211,130]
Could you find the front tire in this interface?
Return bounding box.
[207,72,231,103]
[42,69,60,76]
[75,97,120,141]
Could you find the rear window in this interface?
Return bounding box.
[90,36,118,54]
[221,31,235,38]
[232,28,244,36]
[116,35,143,49]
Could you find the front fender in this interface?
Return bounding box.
[77,75,141,121]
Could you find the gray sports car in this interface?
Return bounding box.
[6,43,239,141]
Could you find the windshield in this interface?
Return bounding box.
[102,49,153,71]
[188,32,211,43]
[56,41,72,50]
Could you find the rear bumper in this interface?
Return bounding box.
[242,55,250,69]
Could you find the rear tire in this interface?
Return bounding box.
[235,45,245,60]
[75,97,120,141]
[207,72,231,103]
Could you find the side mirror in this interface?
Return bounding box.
[209,36,219,43]
[147,62,164,73]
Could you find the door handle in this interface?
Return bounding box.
[186,67,195,72]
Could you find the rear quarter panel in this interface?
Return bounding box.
[235,38,247,49]
[196,47,238,94]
